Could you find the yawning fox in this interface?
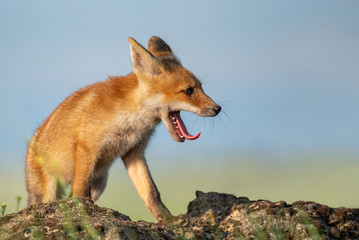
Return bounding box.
[26,36,221,222]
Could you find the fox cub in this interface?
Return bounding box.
[26,36,221,222]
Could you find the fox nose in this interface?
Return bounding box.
[214,105,222,115]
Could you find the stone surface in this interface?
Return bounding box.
[1,191,358,239]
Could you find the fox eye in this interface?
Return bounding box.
[183,87,193,96]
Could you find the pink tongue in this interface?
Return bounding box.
[173,111,201,140]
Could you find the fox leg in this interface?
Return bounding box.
[91,169,109,201]
[26,172,57,205]
[26,159,44,205]
[41,174,57,202]
[26,158,42,205]
[72,142,97,199]
[26,149,57,205]
[122,145,173,223]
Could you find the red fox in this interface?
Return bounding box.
[25,36,221,223]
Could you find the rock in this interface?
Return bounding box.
[1,191,358,239]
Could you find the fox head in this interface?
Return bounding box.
[128,36,221,142]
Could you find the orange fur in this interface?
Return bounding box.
[25,36,221,223]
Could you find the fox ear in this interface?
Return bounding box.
[148,36,179,62]
[128,37,162,76]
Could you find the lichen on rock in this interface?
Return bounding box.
[1,191,358,239]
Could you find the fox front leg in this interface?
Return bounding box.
[122,145,173,223]
[72,142,98,198]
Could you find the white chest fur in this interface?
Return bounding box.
[98,107,161,161]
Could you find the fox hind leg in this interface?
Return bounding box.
[41,174,57,202]
[26,153,57,205]
[26,168,43,206]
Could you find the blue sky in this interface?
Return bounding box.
[1,1,358,164]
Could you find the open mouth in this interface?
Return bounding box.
[169,111,201,142]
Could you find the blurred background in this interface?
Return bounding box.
[1,1,358,221]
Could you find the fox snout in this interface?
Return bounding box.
[201,104,222,117]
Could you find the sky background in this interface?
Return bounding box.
[0,0,358,215]
[1,0,358,160]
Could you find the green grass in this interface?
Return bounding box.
[1,155,358,222]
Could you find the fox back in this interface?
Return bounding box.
[26,36,221,223]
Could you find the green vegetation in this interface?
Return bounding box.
[15,195,22,212]
[1,204,6,217]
